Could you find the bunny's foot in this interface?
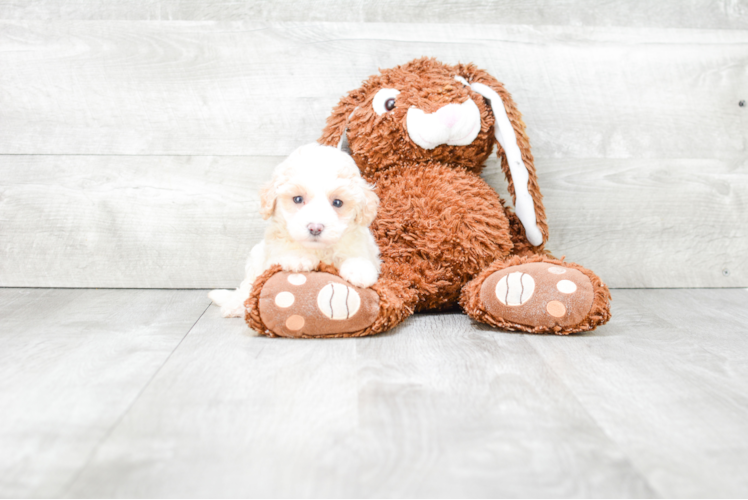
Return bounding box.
[460,255,611,334]
[246,264,413,338]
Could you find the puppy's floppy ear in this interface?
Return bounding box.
[319,87,367,149]
[355,179,379,227]
[454,64,548,247]
[259,183,276,220]
[261,154,297,220]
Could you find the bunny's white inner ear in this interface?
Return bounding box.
[337,127,351,154]
[337,108,358,155]
[468,81,543,246]
[454,75,469,86]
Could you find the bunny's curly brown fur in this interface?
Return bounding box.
[248,57,610,337]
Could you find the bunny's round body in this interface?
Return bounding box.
[246,58,611,338]
[369,162,515,312]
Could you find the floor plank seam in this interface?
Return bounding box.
[57,301,211,497]
[522,335,663,498]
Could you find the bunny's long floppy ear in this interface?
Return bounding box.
[319,88,367,150]
[455,65,548,247]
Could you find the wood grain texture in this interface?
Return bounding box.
[526,288,748,497]
[1,21,745,289]
[64,306,656,498]
[2,288,747,497]
[0,155,280,289]
[2,155,745,288]
[0,0,746,29]
[484,157,748,288]
[347,313,654,498]
[65,305,363,498]
[0,288,209,498]
[0,22,745,159]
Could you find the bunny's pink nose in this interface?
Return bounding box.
[308,223,324,236]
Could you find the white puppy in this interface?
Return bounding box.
[209,143,381,317]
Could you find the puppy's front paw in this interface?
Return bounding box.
[339,258,379,288]
[275,256,317,273]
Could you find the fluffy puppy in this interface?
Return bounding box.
[209,143,381,317]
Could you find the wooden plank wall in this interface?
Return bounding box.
[1,0,746,28]
[0,2,746,288]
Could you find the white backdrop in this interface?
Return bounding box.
[1,1,746,288]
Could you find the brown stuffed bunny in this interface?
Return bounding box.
[246,57,611,338]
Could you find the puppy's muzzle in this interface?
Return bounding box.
[307,223,324,236]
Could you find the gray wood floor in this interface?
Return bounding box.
[1,288,747,498]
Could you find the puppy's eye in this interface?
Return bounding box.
[332,199,343,208]
[293,196,303,204]
[372,88,400,116]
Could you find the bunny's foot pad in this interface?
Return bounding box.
[462,257,611,334]
[253,271,380,338]
[481,262,593,330]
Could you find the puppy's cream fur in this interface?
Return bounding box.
[209,143,380,318]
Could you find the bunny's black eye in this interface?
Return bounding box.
[332,199,344,208]
[293,196,303,204]
[372,88,400,116]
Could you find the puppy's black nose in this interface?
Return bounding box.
[307,223,324,236]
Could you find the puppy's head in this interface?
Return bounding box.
[260,143,378,249]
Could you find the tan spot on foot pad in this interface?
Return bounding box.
[285,315,305,330]
[481,262,594,328]
[546,301,566,317]
[258,272,379,337]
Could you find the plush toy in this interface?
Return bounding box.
[246,57,611,338]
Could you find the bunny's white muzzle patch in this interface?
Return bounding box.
[405,99,482,150]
